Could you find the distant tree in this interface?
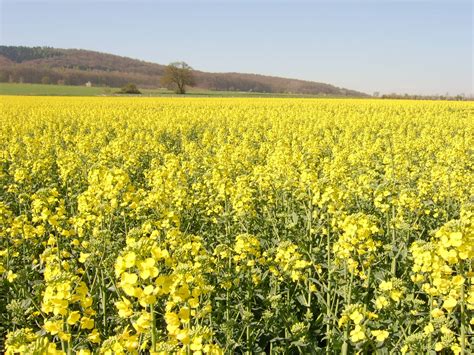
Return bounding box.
[373,91,380,98]
[41,76,50,84]
[161,62,195,94]
[117,83,141,94]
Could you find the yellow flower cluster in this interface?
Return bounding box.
[409,204,474,353]
[40,237,98,350]
[5,328,64,355]
[112,228,218,353]
[333,213,382,278]
[268,241,312,282]
[338,304,386,344]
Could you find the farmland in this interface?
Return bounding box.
[0,83,347,98]
[1,97,473,354]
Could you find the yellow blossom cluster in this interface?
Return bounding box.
[338,304,386,344]
[333,213,382,278]
[409,204,474,353]
[268,241,312,282]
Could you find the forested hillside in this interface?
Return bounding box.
[0,46,366,96]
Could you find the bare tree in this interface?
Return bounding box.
[161,62,195,94]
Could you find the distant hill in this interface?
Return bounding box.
[0,46,367,96]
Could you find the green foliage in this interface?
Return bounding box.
[117,83,141,95]
[0,46,63,63]
[161,62,196,94]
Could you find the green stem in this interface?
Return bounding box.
[460,264,466,355]
[151,303,157,351]
[246,322,250,355]
[428,293,433,351]
[326,226,332,353]
[365,267,372,308]
[66,323,72,355]
[101,270,107,331]
[342,327,349,355]
[342,271,354,355]
[390,205,397,275]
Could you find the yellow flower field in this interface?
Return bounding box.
[1,96,473,354]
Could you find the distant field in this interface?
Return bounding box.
[0,83,113,96]
[0,83,347,98]
[0,83,162,96]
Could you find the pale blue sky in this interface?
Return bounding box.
[1,0,472,95]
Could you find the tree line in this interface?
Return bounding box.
[375,92,470,101]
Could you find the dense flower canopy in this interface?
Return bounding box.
[1,97,473,354]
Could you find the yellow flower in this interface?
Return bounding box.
[124,252,137,268]
[431,308,444,318]
[165,311,181,334]
[178,307,191,323]
[423,323,434,335]
[88,329,101,343]
[366,312,378,320]
[138,258,158,280]
[451,275,464,287]
[451,344,462,355]
[121,272,138,285]
[338,315,349,327]
[442,297,457,312]
[59,331,71,342]
[390,290,402,302]
[190,336,203,351]
[379,281,393,291]
[350,325,366,342]
[143,285,155,295]
[44,320,62,335]
[375,296,388,309]
[448,232,463,247]
[371,329,389,342]
[411,274,423,283]
[46,342,63,355]
[174,284,190,301]
[115,256,126,277]
[116,298,134,318]
[7,271,17,283]
[176,328,190,344]
[79,252,90,263]
[133,312,151,333]
[440,325,452,335]
[188,297,199,310]
[80,316,94,330]
[349,310,364,325]
[67,311,81,325]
